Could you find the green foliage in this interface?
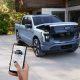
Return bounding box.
[0,13,10,34]
[8,12,25,33]
[0,0,15,12]
[5,0,15,11]
[0,0,26,35]
[0,12,25,35]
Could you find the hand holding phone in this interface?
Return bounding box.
[9,61,29,80]
[9,43,27,73]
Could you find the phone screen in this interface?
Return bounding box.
[9,44,27,72]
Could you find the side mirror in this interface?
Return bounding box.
[25,24,32,29]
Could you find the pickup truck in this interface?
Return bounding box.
[15,15,79,57]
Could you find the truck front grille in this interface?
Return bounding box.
[52,32,74,41]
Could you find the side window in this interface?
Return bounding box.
[22,17,32,25]
[25,17,32,25]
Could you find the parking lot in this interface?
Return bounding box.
[0,35,80,80]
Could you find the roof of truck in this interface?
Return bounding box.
[23,14,54,18]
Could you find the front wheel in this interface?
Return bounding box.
[33,38,46,57]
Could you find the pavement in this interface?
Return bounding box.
[0,35,80,80]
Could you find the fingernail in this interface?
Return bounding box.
[14,61,17,63]
[14,61,18,65]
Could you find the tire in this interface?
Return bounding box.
[33,38,46,57]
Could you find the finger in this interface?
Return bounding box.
[14,62,23,80]
[14,61,21,71]
[8,71,18,76]
[22,64,29,80]
[23,64,29,71]
[17,72,23,80]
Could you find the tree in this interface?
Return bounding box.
[0,0,25,34]
[0,0,15,12]
[6,0,15,11]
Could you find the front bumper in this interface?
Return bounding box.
[41,38,79,53]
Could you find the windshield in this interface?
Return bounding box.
[33,16,62,25]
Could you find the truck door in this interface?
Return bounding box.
[23,17,34,46]
[18,17,26,41]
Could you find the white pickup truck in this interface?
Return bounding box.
[15,15,79,57]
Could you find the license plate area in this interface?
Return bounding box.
[61,45,72,49]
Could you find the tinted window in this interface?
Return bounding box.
[22,17,32,25]
[33,16,62,25]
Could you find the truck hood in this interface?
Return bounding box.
[36,22,78,34]
[50,22,78,26]
[36,22,78,27]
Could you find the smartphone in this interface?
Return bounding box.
[9,43,27,73]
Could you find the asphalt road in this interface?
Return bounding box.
[0,35,80,80]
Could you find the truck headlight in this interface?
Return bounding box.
[44,34,50,41]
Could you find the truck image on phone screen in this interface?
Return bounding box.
[15,15,79,57]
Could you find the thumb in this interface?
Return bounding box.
[14,61,21,71]
[14,61,23,80]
